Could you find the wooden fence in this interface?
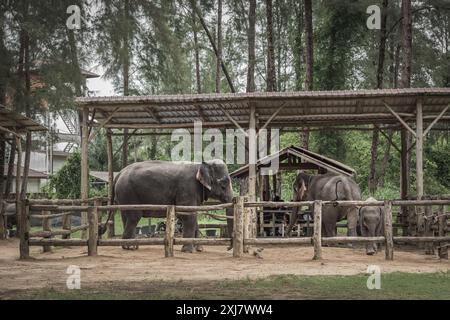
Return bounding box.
[19,197,450,261]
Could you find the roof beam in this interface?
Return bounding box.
[88,107,121,142]
[218,104,248,137]
[423,103,450,137]
[259,103,286,132]
[382,101,416,137]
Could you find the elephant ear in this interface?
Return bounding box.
[196,163,212,191]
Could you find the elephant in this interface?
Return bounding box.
[1,202,17,230]
[103,159,234,253]
[358,197,384,255]
[287,172,361,237]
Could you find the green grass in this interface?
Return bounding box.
[10,272,450,300]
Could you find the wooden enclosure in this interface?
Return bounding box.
[20,197,449,261]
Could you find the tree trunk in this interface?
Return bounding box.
[266,0,276,92]
[369,0,388,195]
[0,134,6,239]
[378,129,393,188]
[4,138,16,198]
[246,0,256,93]
[400,0,412,88]
[191,0,235,93]
[122,0,130,168]
[293,1,303,91]
[304,0,313,91]
[368,127,380,195]
[301,0,313,149]
[216,0,222,93]
[377,0,389,89]
[192,10,201,94]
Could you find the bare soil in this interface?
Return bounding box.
[0,238,449,298]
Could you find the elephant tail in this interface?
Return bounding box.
[334,178,354,201]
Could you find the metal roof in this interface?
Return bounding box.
[230,146,356,178]
[0,107,48,133]
[3,165,48,179]
[76,88,450,129]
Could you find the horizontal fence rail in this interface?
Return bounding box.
[18,197,449,261]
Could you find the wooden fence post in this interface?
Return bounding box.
[243,203,251,253]
[61,213,71,240]
[42,210,52,253]
[164,205,176,257]
[312,200,322,260]
[233,197,244,258]
[19,201,30,259]
[384,200,394,260]
[87,203,98,256]
[438,205,448,259]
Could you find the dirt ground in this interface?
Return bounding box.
[0,238,449,298]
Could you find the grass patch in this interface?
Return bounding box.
[11,272,450,300]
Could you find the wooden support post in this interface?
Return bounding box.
[80,108,89,239]
[62,210,71,240]
[19,202,30,259]
[248,104,257,238]
[15,136,21,238]
[416,99,424,199]
[243,205,250,253]
[164,205,176,257]
[233,197,244,258]
[19,132,31,259]
[87,201,99,256]
[42,211,52,253]
[106,130,115,238]
[438,205,448,259]
[312,200,322,260]
[384,201,394,260]
[400,128,411,235]
[0,133,5,240]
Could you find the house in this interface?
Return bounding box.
[2,166,48,194]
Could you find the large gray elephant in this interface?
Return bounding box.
[358,197,384,255]
[106,159,234,253]
[287,172,361,237]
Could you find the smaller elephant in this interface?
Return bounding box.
[358,197,384,255]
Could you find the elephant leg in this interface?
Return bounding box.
[321,206,337,238]
[121,210,141,250]
[286,211,299,237]
[181,214,196,253]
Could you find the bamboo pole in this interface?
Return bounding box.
[384,201,394,260]
[312,200,322,260]
[164,205,176,257]
[80,108,89,239]
[233,197,244,258]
